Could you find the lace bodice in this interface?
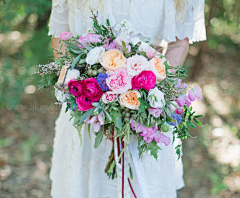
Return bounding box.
[48,0,206,44]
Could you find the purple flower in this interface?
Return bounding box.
[148,108,162,118]
[184,95,192,107]
[103,38,116,50]
[76,36,89,49]
[153,133,171,146]
[175,79,188,91]
[193,86,203,101]
[86,33,102,43]
[188,89,196,101]
[84,112,105,132]
[97,73,110,91]
[176,95,185,107]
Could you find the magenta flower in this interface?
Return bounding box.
[188,89,196,101]
[148,108,162,118]
[68,79,83,97]
[176,95,185,107]
[83,78,103,102]
[175,108,183,115]
[131,70,156,91]
[60,32,73,40]
[76,95,94,111]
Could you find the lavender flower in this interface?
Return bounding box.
[96,73,109,91]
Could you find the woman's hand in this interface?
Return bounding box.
[165,37,189,67]
[52,37,67,59]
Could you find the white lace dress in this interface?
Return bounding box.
[48,1,206,198]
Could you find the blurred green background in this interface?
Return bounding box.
[0,0,239,197]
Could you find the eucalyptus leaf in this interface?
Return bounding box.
[71,54,81,69]
[79,108,94,125]
[94,126,104,149]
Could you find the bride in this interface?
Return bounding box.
[48,0,206,197]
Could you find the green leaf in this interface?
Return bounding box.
[189,122,196,128]
[79,108,94,125]
[65,42,80,50]
[94,126,104,149]
[138,98,150,113]
[115,116,122,130]
[55,58,63,66]
[79,59,86,64]
[71,54,81,69]
[194,115,204,118]
[193,118,203,127]
[146,141,161,160]
[103,110,112,122]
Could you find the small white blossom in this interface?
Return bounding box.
[54,87,69,103]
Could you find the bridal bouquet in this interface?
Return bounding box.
[36,14,203,180]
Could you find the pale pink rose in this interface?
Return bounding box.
[106,68,131,94]
[125,54,149,77]
[60,32,73,40]
[102,92,116,103]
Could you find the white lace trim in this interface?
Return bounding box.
[48,0,206,44]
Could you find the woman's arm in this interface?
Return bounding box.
[165,38,189,67]
[52,37,67,59]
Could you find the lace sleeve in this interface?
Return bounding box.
[48,0,70,38]
[160,0,207,43]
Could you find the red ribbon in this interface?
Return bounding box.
[116,138,137,198]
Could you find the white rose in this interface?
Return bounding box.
[148,87,166,108]
[54,87,69,103]
[86,46,105,65]
[139,42,151,51]
[57,66,80,89]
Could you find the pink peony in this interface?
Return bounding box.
[68,79,83,97]
[76,95,94,111]
[125,54,149,77]
[60,32,73,40]
[102,92,116,103]
[175,108,183,115]
[86,33,102,43]
[131,70,156,91]
[106,68,131,94]
[83,78,103,102]
[148,108,162,118]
